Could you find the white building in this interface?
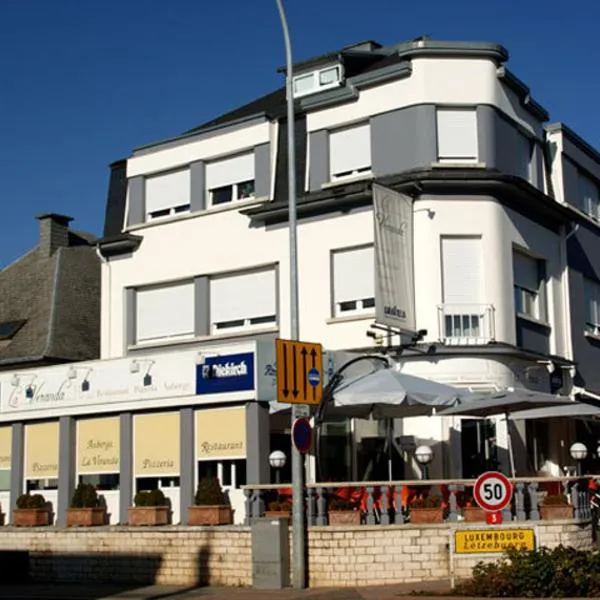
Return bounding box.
[2,37,600,525]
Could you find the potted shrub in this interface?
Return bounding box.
[13,493,51,527]
[188,477,233,526]
[264,499,292,523]
[67,483,106,527]
[540,494,573,520]
[128,489,170,526]
[328,497,361,525]
[462,494,486,522]
[409,495,444,524]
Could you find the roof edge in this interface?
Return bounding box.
[497,67,549,122]
[546,122,600,166]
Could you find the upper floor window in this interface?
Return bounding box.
[329,123,371,181]
[436,108,478,164]
[206,152,255,207]
[293,65,341,98]
[584,278,600,336]
[135,280,194,344]
[210,268,277,333]
[579,173,600,221]
[513,250,545,321]
[145,169,191,220]
[332,245,374,317]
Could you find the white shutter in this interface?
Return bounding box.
[441,238,482,304]
[145,169,190,214]
[329,124,371,176]
[333,246,374,303]
[513,252,538,291]
[205,153,254,190]
[436,109,478,160]
[136,282,194,342]
[210,269,276,323]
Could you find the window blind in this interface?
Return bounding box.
[436,109,478,160]
[145,169,191,214]
[205,152,254,190]
[329,124,371,176]
[441,237,483,304]
[333,246,374,303]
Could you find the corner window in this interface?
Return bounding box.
[579,173,600,221]
[513,251,544,321]
[329,123,371,181]
[135,281,194,344]
[436,108,478,163]
[145,169,191,220]
[206,152,255,207]
[332,246,374,317]
[584,278,600,335]
[209,268,277,333]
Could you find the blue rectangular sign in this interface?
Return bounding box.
[196,352,255,394]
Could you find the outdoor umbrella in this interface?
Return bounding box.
[509,402,600,421]
[437,388,574,476]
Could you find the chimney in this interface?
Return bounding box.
[36,213,73,256]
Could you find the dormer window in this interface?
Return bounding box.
[206,152,255,207]
[145,168,191,221]
[293,65,342,98]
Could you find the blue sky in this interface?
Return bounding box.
[1,0,599,267]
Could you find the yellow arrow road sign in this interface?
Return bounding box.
[275,338,323,405]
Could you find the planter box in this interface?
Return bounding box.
[128,506,170,526]
[13,509,51,527]
[540,504,574,520]
[264,510,291,524]
[66,507,107,527]
[410,507,444,524]
[188,505,232,526]
[463,506,486,522]
[328,510,361,526]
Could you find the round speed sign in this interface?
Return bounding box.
[473,471,513,512]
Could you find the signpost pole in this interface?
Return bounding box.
[274,0,306,589]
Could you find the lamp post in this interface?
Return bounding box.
[274,0,305,589]
[415,445,434,480]
[269,450,287,484]
[570,442,588,477]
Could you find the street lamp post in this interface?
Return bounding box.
[415,445,434,480]
[570,442,588,477]
[274,0,305,589]
[269,450,287,484]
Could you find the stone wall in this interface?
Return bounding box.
[0,520,592,588]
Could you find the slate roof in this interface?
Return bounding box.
[0,219,100,368]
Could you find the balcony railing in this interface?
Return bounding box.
[242,476,594,526]
[437,303,496,345]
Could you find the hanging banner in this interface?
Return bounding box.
[373,183,416,334]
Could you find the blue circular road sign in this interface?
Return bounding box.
[292,417,313,454]
[308,368,320,387]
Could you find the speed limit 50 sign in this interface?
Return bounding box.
[473,471,513,512]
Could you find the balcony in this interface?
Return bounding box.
[437,304,496,345]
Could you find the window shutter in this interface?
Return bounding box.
[210,269,276,323]
[145,169,191,215]
[333,246,374,303]
[441,238,483,304]
[513,252,539,292]
[329,124,371,176]
[136,282,194,342]
[436,109,478,160]
[205,153,255,190]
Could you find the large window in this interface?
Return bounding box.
[513,251,544,320]
[584,278,600,336]
[293,65,341,98]
[329,123,371,181]
[135,281,194,344]
[210,268,277,333]
[145,169,191,220]
[206,152,255,206]
[579,173,600,221]
[332,246,374,317]
[436,108,478,163]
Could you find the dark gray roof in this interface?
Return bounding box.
[0,229,100,367]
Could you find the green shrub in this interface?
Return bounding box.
[134,489,167,507]
[328,498,353,511]
[70,483,100,508]
[410,495,442,509]
[194,477,228,506]
[456,546,600,597]
[268,500,292,512]
[16,493,46,509]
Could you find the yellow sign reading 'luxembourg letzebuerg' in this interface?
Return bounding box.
[455,528,536,554]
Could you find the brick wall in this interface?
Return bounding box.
[0,520,592,588]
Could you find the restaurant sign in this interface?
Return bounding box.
[454,528,535,554]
